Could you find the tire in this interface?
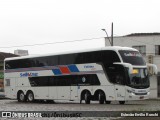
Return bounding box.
[105,101,111,104]
[84,91,91,104]
[119,101,125,104]
[17,91,26,102]
[27,91,34,102]
[98,92,105,104]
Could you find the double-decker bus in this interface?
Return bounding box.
[4,46,157,104]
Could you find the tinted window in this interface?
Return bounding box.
[46,55,59,66]
[102,50,120,64]
[5,59,33,69]
[101,50,121,78]
[59,54,77,65]
[77,75,100,85]
[119,50,146,65]
[75,51,101,64]
[5,51,102,69]
[105,64,126,85]
[29,74,100,87]
[29,77,49,86]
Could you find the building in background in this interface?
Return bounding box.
[14,49,29,56]
[0,52,18,96]
[105,33,160,98]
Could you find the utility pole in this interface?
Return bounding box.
[102,22,114,46]
[101,29,112,46]
[111,22,113,46]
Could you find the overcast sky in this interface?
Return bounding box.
[0,0,160,55]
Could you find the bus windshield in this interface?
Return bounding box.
[127,68,149,89]
[119,50,146,66]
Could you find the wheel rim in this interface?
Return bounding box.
[98,94,101,100]
[28,93,33,101]
[85,94,87,101]
[20,93,25,101]
[85,93,88,101]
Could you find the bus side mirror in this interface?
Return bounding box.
[113,62,133,74]
[147,64,158,75]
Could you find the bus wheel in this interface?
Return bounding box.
[105,101,111,104]
[98,92,105,104]
[27,91,34,102]
[84,91,91,104]
[119,101,125,104]
[17,91,26,102]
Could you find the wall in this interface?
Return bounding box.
[149,75,157,98]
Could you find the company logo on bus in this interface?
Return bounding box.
[124,53,141,57]
[84,65,94,68]
[84,65,96,71]
[20,72,38,77]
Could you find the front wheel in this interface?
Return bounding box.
[27,92,34,102]
[98,92,105,104]
[119,101,125,104]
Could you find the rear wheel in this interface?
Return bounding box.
[98,92,105,104]
[27,91,34,102]
[17,91,26,102]
[119,101,125,104]
[84,91,91,104]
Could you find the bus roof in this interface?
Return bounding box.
[5,46,138,61]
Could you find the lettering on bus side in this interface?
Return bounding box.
[20,72,38,77]
[84,65,94,68]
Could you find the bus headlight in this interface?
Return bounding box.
[127,89,132,93]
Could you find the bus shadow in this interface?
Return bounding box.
[26,101,147,106]
[6,99,147,105]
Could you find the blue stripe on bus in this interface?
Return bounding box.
[52,69,62,75]
[68,65,79,72]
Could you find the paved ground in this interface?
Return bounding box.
[0,99,160,120]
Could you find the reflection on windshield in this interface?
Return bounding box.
[129,68,149,88]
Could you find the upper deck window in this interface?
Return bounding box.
[119,50,146,66]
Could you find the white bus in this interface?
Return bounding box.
[4,46,157,104]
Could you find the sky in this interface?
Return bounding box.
[0,0,160,55]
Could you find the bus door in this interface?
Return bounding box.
[70,77,79,100]
[114,66,126,101]
[115,84,125,100]
[57,86,70,100]
[70,85,79,100]
[57,78,70,100]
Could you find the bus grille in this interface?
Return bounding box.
[134,92,147,95]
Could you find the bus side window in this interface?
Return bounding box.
[106,65,125,85]
[49,77,57,86]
